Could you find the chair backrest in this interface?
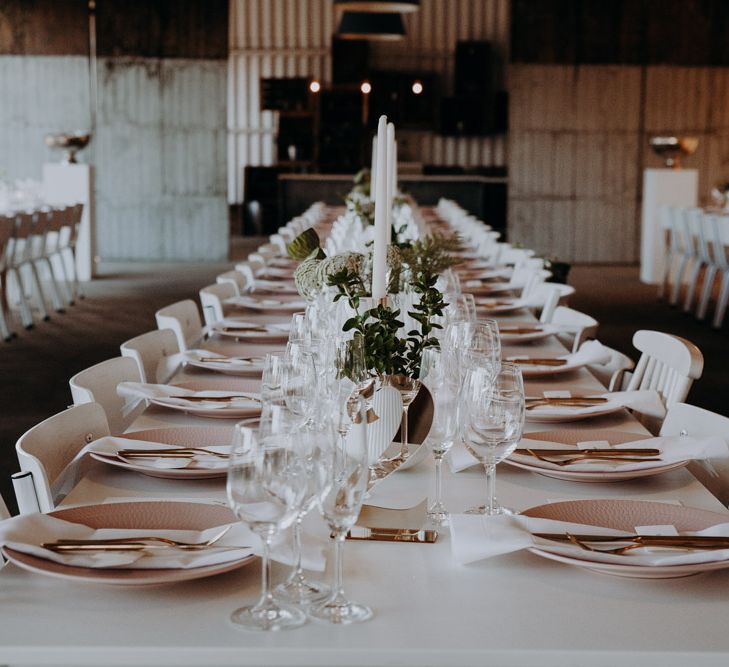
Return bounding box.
[660,402,729,507]
[155,299,203,351]
[216,269,249,296]
[199,282,237,326]
[626,330,704,406]
[120,328,180,383]
[16,402,110,512]
[69,356,142,435]
[0,215,15,270]
[547,305,599,353]
[581,341,635,391]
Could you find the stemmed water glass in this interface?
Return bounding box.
[275,421,338,605]
[418,347,459,525]
[309,396,373,625]
[226,422,310,631]
[461,362,525,516]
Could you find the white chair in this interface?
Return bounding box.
[120,328,180,383]
[199,282,237,326]
[216,269,250,296]
[626,330,703,407]
[57,203,84,303]
[31,209,66,313]
[660,403,729,508]
[0,215,16,340]
[696,213,723,321]
[542,305,599,353]
[668,207,695,306]
[16,402,110,512]
[69,357,143,435]
[7,211,49,326]
[705,214,729,328]
[269,234,287,254]
[155,299,203,351]
[236,258,264,284]
[682,208,711,313]
[581,341,635,391]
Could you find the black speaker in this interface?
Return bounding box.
[261,78,310,112]
[277,115,315,163]
[332,37,369,85]
[455,40,493,96]
[318,90,364,172]
[439,96,492,136]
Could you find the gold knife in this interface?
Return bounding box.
[532,533,729,547]
[514,448,660,457]
[346,527,438,543]
[510,358,568,366]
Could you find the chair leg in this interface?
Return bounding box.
[37,258,66,312]
[0,276,13,341]
[8,267,34,328]
[24,262,50,321]
[670,256,689,305]
[712,271,729,328]
[682,261,703,313]
[51,251,74,305]
[62,247,83,301]
[696,264,718,320]
[658,252,674,301]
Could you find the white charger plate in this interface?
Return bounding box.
[499,322,561,344]
[2,501,255,586]
[522,499,729,578]
[210,320,289,344]
[150,379,261,419]
[505,429,689,482]
[185,351,265,377]
[89,426,234,480]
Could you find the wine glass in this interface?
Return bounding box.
[309,396,373,625]
[443,293,476,325]
[461,362,525,516]
[444,319,501,383]
[282,345,319,425]
[419,347,459,525]
[226,423,308,631]
[384,373,421,466]
[275,420,337,605]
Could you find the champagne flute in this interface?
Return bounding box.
[309,397,373,625]
[282,344,318,425]
[419,347,459,525]
[275,421,337,605]
[461,363,525,516]
[226,423,308,631]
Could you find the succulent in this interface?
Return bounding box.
[293,256,324,299]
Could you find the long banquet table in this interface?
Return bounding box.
[1,209,729,666]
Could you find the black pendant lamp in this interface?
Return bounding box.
[334,1,420,12]
[337,11,406,41]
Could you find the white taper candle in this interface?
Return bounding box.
[372,115,389,300]
[370,135,377,200]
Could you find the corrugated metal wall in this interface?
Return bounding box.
[508,64,729,263]
[228,0,510,203]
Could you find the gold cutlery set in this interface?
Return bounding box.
[525,396,607,409]
[533,532,729,554]
[516,448,662,466]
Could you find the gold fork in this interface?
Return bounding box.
[525,449,662,466]
[42,526,232,552]
[117,447,229,459]
[564,532,729,555]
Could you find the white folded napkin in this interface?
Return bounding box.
[226,296,307,311]
[181,349,264,373]
[450,513,729,567]
[0,511,326,571]
[89,436,230,470]
[509,434,727,472]
[214,318,290,332]
[117,382,260,419]
[524,390,666,421]
[0,513,253,569]
[508,339,612,371]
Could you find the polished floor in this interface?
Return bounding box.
[1,258,727,512]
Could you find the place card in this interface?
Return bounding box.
[544,390,571,398]
[576,440,611,450]
[635,524,679,536]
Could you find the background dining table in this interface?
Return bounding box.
[1,213,728,667]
